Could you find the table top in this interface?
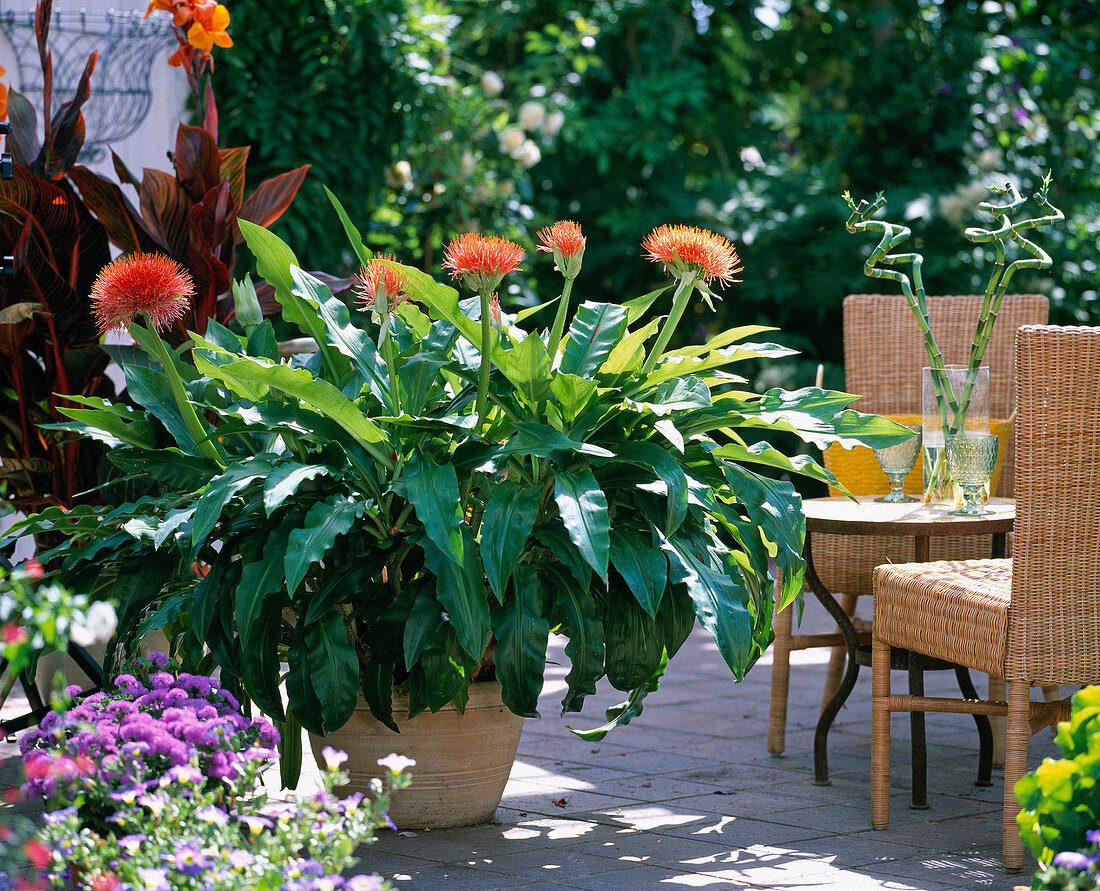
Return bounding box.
[802,496,1015,536]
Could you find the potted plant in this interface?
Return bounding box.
[6,194,908,827]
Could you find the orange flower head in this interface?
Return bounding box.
[537,220,585,279]
[90,253,194,333]
[355,255,413,321]
[641,224,743,288]
[442,233,524,293]
[145,0,193,28]
[187,1,232,53]
[487,293,502,330]
[1,64,8,122]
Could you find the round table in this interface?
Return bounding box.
[800,496,1014,802]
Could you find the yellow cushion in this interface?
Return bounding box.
[823,414,1011,498]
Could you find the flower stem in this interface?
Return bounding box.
[476,289,493,428]
[546,277,575,360]
[139,316,226,469]
[378,316,402,417]
[641,273,695,376]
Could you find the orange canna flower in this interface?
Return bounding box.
[442,233,524,293]
[0,65,8,122]
[641,224,743,287]
[356,255,413,320]
[187,1,233,52]
[90,253,194,333]
[145,0,193,28]
[537,220,585,279]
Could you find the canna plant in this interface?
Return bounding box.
[6,191,909,782]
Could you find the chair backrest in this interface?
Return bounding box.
[1007,325,1100,686]
[843,293,1049,495]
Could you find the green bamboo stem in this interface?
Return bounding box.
[640,273,696,376]
[140,316,226,468]
[546,277,575,360]
[476,288,493,428]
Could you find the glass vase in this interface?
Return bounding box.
[921,365,990,505]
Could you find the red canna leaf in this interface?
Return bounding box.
[235,165,311,243]
[218,146,250,209]
[69,165,159,255]
[36,50,96,181]
[110,147,140,188]
[139,168,192,258]
[5,91,39,167]
[174,124,221,201]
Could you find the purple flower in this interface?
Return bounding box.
[136,867,169,890]
[1012,107,1029,125]
[238,815,272,836]
[196,805,229,826]
[377,753,415,774]
[227,849,254,868]
[1053,851,1091,871]
[149,671,174,689]
[146,650,169,667]
[345,878,382,891]
[42,806,77,824]
[1087,829,1100,845]
[320,747,348,771]
[172,845,209,876]
[118,834,146,854]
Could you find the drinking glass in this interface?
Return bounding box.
[873,427,921,503]
[945,433,999,516]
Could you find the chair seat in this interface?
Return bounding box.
[873,559,1011,677]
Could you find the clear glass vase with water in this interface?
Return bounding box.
[921,365,990,505]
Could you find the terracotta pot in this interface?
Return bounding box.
[309,680,524,830]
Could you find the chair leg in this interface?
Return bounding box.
[767,602,794,755]
[1003,681,1031,871]
[871,632,891,829]
[989,675,1006,767]
[820,591,858,713]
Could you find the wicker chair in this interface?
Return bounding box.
[767,294,1049,757]
[871,324,1100,870]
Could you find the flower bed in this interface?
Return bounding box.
[1,657,410,890]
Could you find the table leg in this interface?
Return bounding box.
[805,532,860,786]
[908,651,929,809]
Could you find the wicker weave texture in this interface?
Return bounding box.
[1007,325,1100,685]
[872,558,1011,677]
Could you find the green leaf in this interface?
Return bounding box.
[609,529,668,618]
[491,564,550,717]
[547,567,604,714]
[276,711,303,789]
[627,376,712,416]
[658,582,696,659]
[305,613,360,732]
[289,266,390,402]
[235,519,295,655]
[722,463,805,612]
[664,325,778,360]
[403,585,444,670]
[497,334,552,406]
[193,457,275,548]
[660,531,754,679]
[287,638,325,735]
[324,187,373,267]
[480,483,540,601]
[56,397,155,449]
[549,374,597,426]
[560,302,629,376]
[404,451,465,566]
[622,285,671,324]
[709,440,838,487]
[567,650,668,741]
[420,623,475,712]
[192,347,391,451]
[285,494,366,596]
[643,342,798,387]
[107,448,215,490]
[601,318,660,375]
[554,468,611,578]
[263,463,329,516]
[123,364,198,453]
[493,422,613,464]
[536,522,590,590]
[603,580,664,690]
[360,661,398,732]
[238,220,345,381]
[417,528,490,663]
[614,441,689,535]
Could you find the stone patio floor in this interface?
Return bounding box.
[1,595,1058,889]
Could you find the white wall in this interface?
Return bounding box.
[0,0,189,179]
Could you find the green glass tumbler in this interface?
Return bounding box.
[945,433,998,516]
[873,427,921,503]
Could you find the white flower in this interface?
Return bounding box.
[904,195,933,221]
[976,147,1003,171]
[518,100,546,131]
[499,126,525,154]
[739,146,765,171]
[460,151,477,176]
[695,198,717,218]
[516,139,542,168]
[480,70,504,97]
[541,109,565,138]
[377,753,416,773]
[393,161,413,186]
[69,600,117,647]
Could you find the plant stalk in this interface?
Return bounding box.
[546,277,575,360]
[641,273,696,376]
[476,288,493,428]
